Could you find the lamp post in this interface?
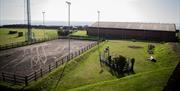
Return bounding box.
[24,0,26,24]
[42,11,45,39]
[97,10,100,50]
[42,12,45,26]
[27,0,32,43]
[66,1,71,61]
[97,10,102,67]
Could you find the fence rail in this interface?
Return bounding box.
[0,42,98,86]
[0,37,58,51]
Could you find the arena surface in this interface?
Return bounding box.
[0,39,96,75]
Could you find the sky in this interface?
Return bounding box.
[0,0,180,24]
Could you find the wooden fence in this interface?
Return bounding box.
[0,42,98,86]
[0,37,58,51]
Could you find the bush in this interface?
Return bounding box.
[58,30,72,36]
[8,30,17,34]
[113,55,127,73]
[18,32,23,37]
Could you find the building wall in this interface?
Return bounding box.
[87,27,176,41]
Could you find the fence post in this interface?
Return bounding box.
[71,53,73,59]
[13,74,16,84]
[34,71,37,81]
[40,69,43,77]
[2,72,5,81]
[87,45,89,50]
[67,55,69,61]
[79,50,81,55]
[81,48,83,53]
[83,48,85,52]
[25,75,28,86]
[75,51,77,57]
[62,58,64,64]
[49,65,51,72]
[56,61,58,68]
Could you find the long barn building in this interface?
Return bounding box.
[87,22,177,41]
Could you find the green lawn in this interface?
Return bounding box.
[1,40,179,91]
[70,30,87,37]
[0,28,58,45]
[54,40,180,91]
[70,67,173,91]
[69,30,98,40]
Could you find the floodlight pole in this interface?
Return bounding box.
[97,10,101,65]
[42,12,45,39]
[66,1,71,61]
[42,12,45,26]
[27,0,32,43]
[24,0,26,24]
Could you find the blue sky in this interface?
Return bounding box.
[0,0,180,24]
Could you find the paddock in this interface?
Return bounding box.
[0,39,96,75]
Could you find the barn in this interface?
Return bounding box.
[87,22,177,41]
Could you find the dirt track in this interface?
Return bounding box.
[0,39,96,75]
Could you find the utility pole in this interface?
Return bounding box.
[97,10,102,67]
[97,11,100,56]
[24,0,26,24]
[42,11,45,39]
[66,1,71,61]
[27,0,32,43]
[42,12,45,26]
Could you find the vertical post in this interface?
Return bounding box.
[66,1,71,62]
[24,0,26,24]
[71,53,72,59]
[2,72,5,81]
[97,10,102,67]
[97,10,100,50]
[40,69,43,77]
[62,58,64,64]
[42,12,45,39]
[49,65,51,72]
[56,61,58,68]
[27,0,32,43]
[66,55,68,61]
[25,75,28,86]
[34,71,37,81]
[13,74,16,84]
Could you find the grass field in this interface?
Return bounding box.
[0,28,58,45]
[70,30,99,40]
[53,40,179,91]
[1,27,179,91]
[5,40,176,91]
[70,30,87,37]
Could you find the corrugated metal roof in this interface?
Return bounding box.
[90,22,176,32]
